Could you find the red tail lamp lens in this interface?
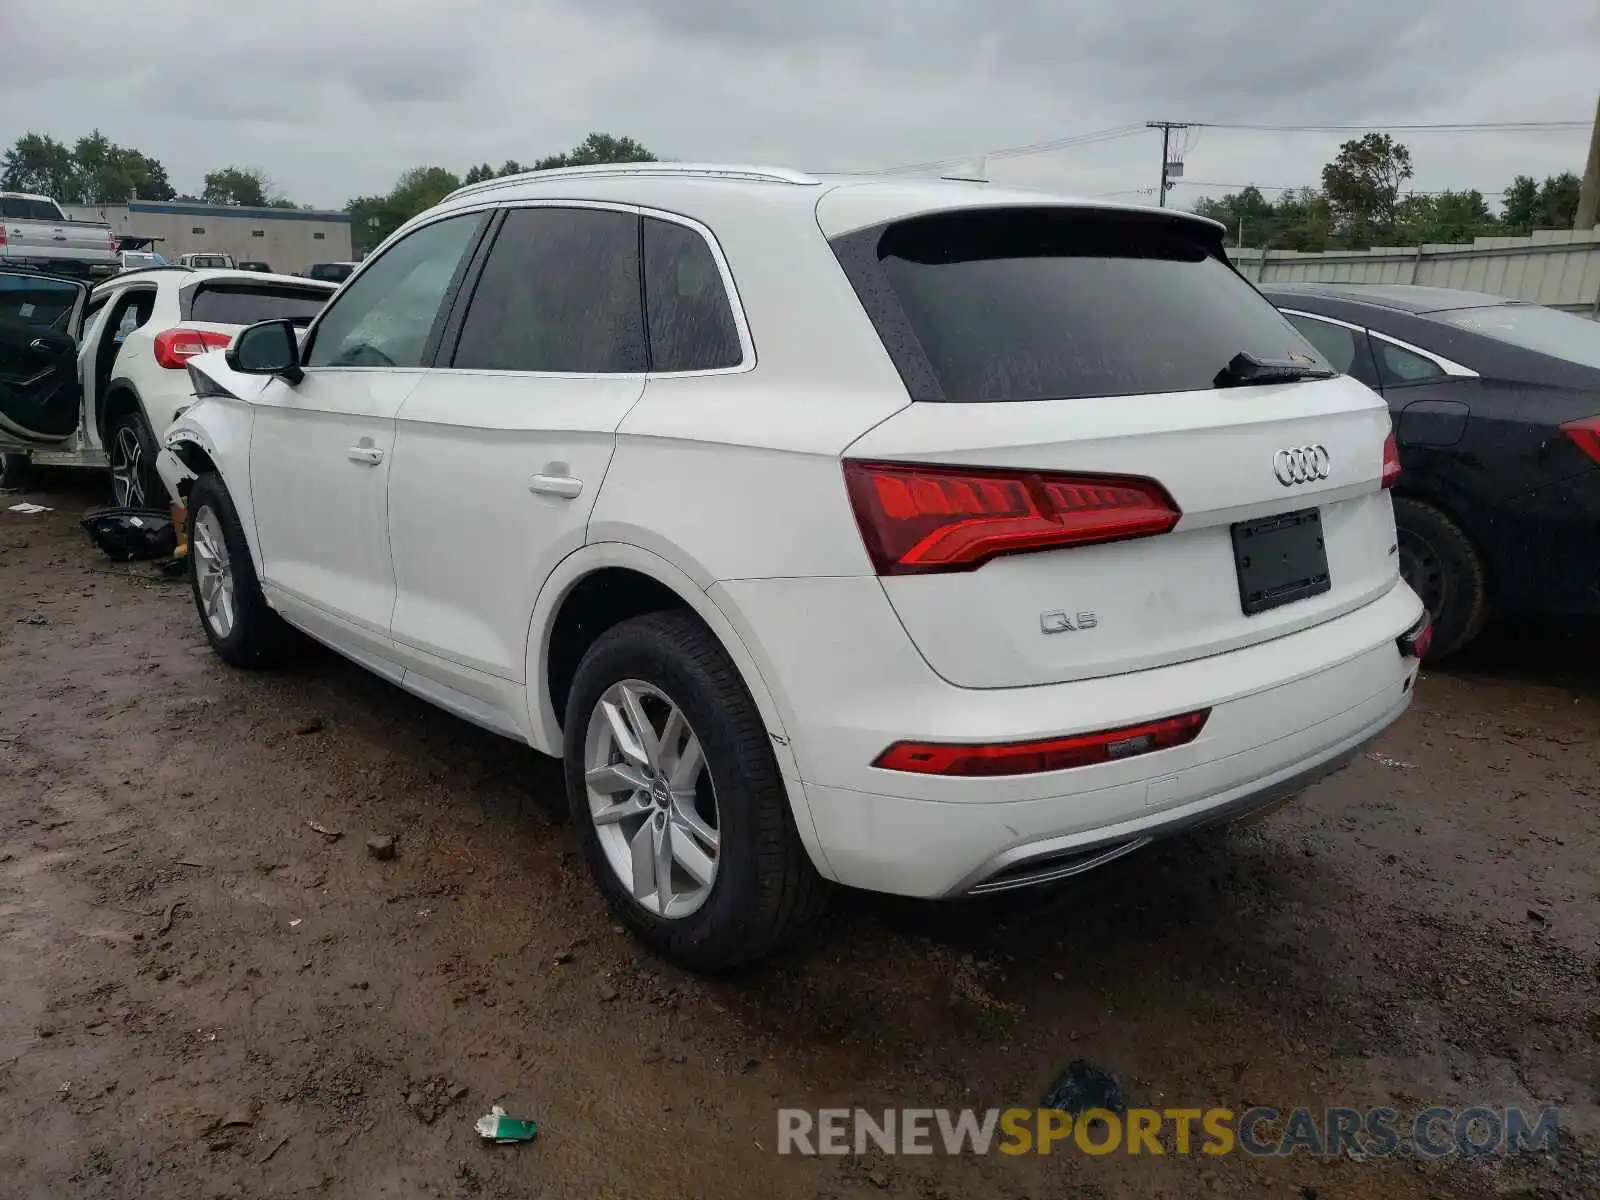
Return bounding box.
[1381,430,1401,488]
[153,328,232,369]
[844,460,1180,575]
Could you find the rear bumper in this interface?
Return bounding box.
[713,575,1423,898]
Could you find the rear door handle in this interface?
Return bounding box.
[347,446,384,466]
[528,474,582,499]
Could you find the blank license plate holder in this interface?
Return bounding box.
[1231,507,1330,616]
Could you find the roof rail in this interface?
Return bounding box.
[444,162,820,203]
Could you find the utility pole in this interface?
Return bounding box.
[1576,90,1600,231]
[1147,121,1189,207]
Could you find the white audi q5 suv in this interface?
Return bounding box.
[158,163,1427,968]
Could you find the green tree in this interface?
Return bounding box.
[1194,185,1277,245]
[1501,172,1581,233]
[346,166,463,255]
[70,131,175,203]
[1393,190,1500,245]
[532,132,657,171]
[1321,133,1413,244]
[202,166,270,207]
[463,163,495,185]
[1,133,78,198]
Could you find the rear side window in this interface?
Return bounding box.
[0,197,63,221]
[832,209,1325,402]
[1374,340,1447,387]
[452,207,646,373]
[186,285,330,326]
[642,217,742,371]
[1284,313,1380,388]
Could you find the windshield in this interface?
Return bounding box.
[841,208,1328,402]
[1434,303,1600,371]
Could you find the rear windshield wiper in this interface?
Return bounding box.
[1214,351,1336,389]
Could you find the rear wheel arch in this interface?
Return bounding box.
[99,384,142,446]
[526,544,799,775]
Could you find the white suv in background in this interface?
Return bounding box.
[157,164,1426,968]
[0,266,335,503]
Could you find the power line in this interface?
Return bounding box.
[862,123,1144,176]
[1191,120,1588,134]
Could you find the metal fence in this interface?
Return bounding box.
[1229,227,1600,317]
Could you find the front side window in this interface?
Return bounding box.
[642,217,742,371]
[452,207,646,373]
[307,213,483,368]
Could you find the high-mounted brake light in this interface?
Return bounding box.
[153,328,232,370]
[1561,415,1600,466]
[1381,430,1401,488]
[843,460,1181,575]
[874,709,1211,777]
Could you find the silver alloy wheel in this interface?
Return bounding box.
[583,679,721,918]
[191,505,236,639]
[110,425,145,507]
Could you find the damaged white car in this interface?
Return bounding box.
[0,266,334,502]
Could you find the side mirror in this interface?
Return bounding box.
[226,319,304,384]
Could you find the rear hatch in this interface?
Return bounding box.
[830,205,1400,688]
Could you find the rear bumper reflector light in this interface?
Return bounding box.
[843,460,1181,575]
[1397,612,1432,660]
[873,709,1210,777]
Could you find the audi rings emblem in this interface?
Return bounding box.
[1273,445,1332,486]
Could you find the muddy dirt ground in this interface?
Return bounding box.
[2,471,1596,1199]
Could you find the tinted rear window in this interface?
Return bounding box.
[186,285,330,326]
[1,197,63,221]
[307,263,354,282]
[833,208,1324,402]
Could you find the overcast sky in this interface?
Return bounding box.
[3,0,1595,212]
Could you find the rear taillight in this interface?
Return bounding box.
[1561,415,1600,465]
[1381,430,1401,488]
[874,709,1210,777]
[1398,612,1432,660]
[0,225,8,247]
[106,230,119,254]
[843,460,1181,575]
[152,328,232,370]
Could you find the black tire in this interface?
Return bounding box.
[0,452,32,491]
[1393,496,1488,660]
[186,473,294,668]
[564,611,830,970]
[108,408,164,509]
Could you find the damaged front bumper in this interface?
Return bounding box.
[155,448,195,559]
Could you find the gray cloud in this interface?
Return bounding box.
[0,0,1592,210]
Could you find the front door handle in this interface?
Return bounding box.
[528,474,582,499]
[347,446,384,466]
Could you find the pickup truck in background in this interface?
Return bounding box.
[0,192,119,278]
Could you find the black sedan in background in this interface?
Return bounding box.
[1264,283,1600,659]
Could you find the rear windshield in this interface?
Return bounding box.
[833,208,1326,402]
[307,263,354,282]
[185,284,330,326]
[1434,303,1600,371]
[0,197,64,221]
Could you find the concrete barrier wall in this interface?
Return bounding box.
[1230,228,1600,317]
